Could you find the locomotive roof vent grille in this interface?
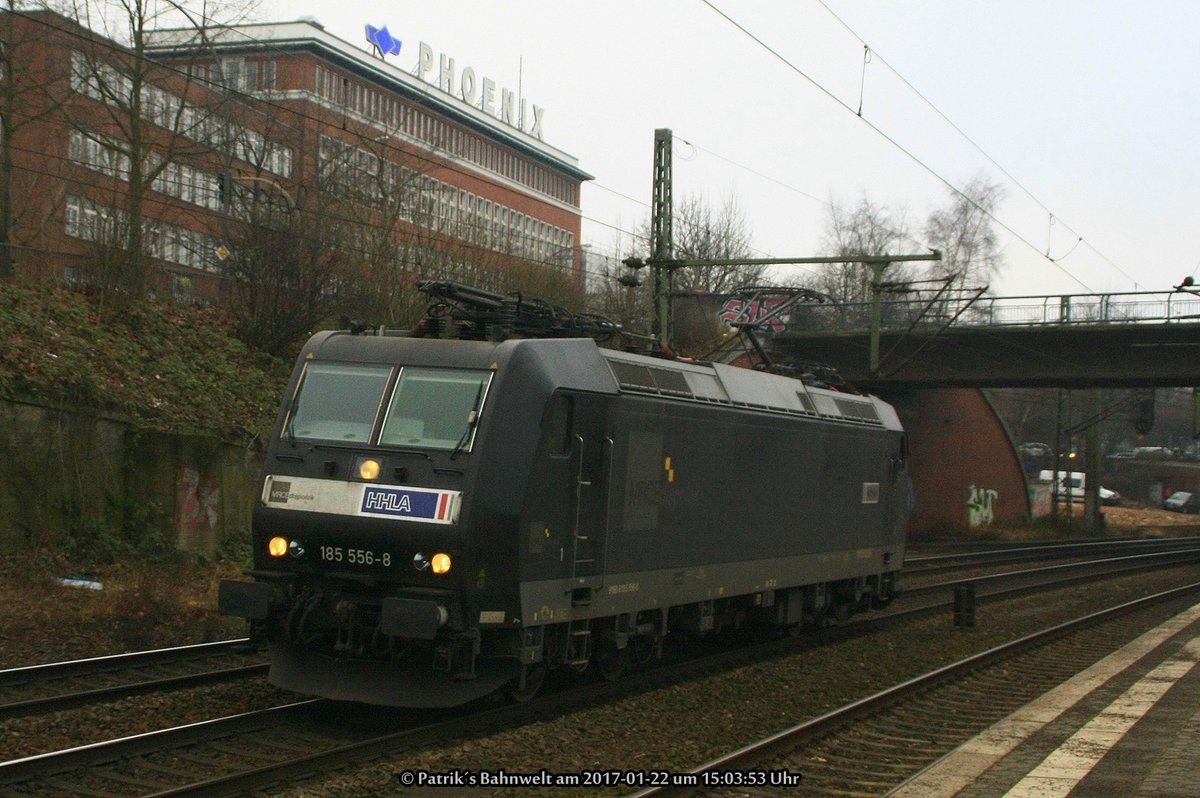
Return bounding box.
[608,359,658,392]
[685,371,730,402]
[604,356,882,426]
[606,359,695,399]
[647,366,692,397]
[833,397,883,424]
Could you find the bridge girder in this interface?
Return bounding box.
[775,324,1200,390]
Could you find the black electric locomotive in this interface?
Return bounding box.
[220,303,909,707]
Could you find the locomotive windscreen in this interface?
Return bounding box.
[286,362,390,443]
[379,368,492,451]
[285,361,492,452]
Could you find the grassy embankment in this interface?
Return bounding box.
[0,282,289,660]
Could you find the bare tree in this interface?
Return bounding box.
[220,198,354,356]
[605,192,760,352]
[924,174,1004,293]
[220,118,362,355]
[332,135,429,327]
[672,194,762,293]
[223,118,584,353]
[63,0,254,297]
[816,193,913,305]
[303,117,588,326]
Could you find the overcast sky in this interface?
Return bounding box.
[255,0,1199,298]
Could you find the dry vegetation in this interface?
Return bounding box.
[1098,504,1200,528]
[0,556,248,668]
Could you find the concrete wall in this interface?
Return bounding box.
[887,388,1031,536]
[0,399,261,556]
[1101,459,1200,506]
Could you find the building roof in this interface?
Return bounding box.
[143,19,593,182]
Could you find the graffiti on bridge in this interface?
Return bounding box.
[967,484,999,527]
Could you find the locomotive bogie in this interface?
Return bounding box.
[220,333,909,707]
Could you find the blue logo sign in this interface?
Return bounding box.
[365,24,402,57]
[360,485,451,522]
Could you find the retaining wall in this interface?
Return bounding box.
[0,400,261,555]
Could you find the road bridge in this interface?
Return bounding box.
[764,289,1200,391]
[716,289,1200,534]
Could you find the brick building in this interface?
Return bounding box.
[0,10,589,306]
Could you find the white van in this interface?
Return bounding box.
[1037,470,1120,505]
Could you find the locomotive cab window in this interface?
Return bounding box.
[286,362,391,443]
[380,368,492,452]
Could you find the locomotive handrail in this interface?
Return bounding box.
[571,433,589,589]
[599,435,616,592]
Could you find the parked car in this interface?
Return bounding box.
[1037,470,1121,505]
[1163,491,1200,513]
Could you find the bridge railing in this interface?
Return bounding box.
[782,290,1200,333]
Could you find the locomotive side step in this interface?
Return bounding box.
[565,622,592,665]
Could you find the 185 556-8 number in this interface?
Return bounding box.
[319,545,392,567]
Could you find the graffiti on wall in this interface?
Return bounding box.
[177,466,220,530]
[967,484,999,528]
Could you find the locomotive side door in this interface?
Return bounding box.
[568,392,612,604]
[885,433,910,553]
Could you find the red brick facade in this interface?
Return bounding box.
[0,11,587,303]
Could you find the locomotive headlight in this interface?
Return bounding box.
[268,536,288,557]
[413,552,452,574]
[288,539,305,558]
[356,457,381,480]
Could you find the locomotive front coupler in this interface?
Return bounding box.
[434,629,481,681]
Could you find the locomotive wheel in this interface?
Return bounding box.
[630,636,657,665]
[593,642,628,682]
[508,663,546,702]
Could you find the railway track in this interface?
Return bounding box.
[904,535,1200,581]
[1,538,1178,726]
[0,535,1161,729]
[0,640,266,721]
[628,582,1200,798]
[3,550,1198,796]
[899,544,1200,607]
